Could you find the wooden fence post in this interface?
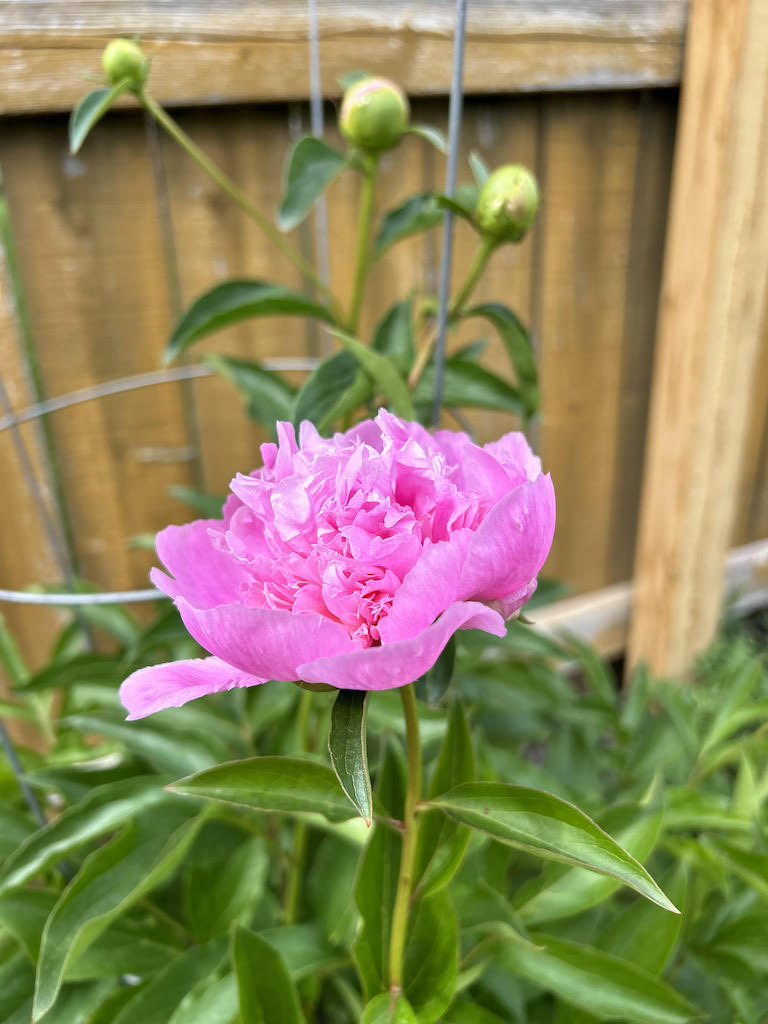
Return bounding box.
[628,0,768,676]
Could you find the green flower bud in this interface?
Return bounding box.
[339,77,410,152]
[102,38,148,88]
[475,164,540,243]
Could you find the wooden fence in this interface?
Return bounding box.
[0,0,766,678]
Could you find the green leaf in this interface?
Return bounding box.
[414,359,523,414]
[428,782,678,912]
[362,993,418,1023]
[414,699,473,899]
[436,184,480,223]
[706,836,768,901]
[184,835,269,942]
[232,926,304,1024]
[165,280,334,363]
[167,973,237,1024]
[372,299,415,375]
[168,755,359,822]
[22,653,123,692]
[293,350,371,432]
[373,193,443,258]
[204,354,295,426]
[700,657,763,756]
[469,151,490,186]
[338,70,370,90]
[329,689,372,825]
[408,124,447,153]
[0,778,173,897]
[112,941,227,1024]
[497,934,700,1023]
[354,744,405,998]
[0,954,35,1024]
[278,136,349,231]
[257,923,344,979]
[463,303,538,417]
[330,328,415,419]
[415,635,456,707]
[0,887,58,960]
[69,82,132,155]
[33,809,206,1020]
[596,861,687,976]
[169,485,225,518]
[403,890,458,1023]
[517,803,664,925]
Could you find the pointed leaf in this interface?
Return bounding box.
[232,926,304,1024]
[69,82,132,154]
[414,698,473,898]
[0,778,172,897]
[362,993,418,1023]
[428,782,678,912]
[329,689,372,824]
[408,124,447,153]
[165,280,334,363]
[168,755,358,822]
[112,941,227,1024]
[167,974,237,1024]
[373,193,443,258]
[497,934,700,1023]
[403,890,458,1023]
[33,809,206,1020]
[372,299,415,374]
[464,303,538,417]
[204,354,295,425]
[414,359,523,414]
[469,151,490,186]
[278,136,349,231]
[293,350,371,432]
[331,328,415,419]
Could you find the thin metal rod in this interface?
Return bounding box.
[0,720,47,827]
[0,588,162,605]
[0,359,319,433]
[308,0,332,353]
[432,0,469,426]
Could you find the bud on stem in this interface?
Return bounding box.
[102,38,148,89]
[475,164,540,243]
[340,77,410,152]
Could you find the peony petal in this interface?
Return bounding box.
[459,473,555,602]
[377,530,472,644]
[120,656,268,720]
[174,598,356,681]
[298,600,505,690]
[155,520,247,607]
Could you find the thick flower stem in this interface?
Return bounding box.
[388,683,422,993]
[138,89,335,307]
[346,154,378,334]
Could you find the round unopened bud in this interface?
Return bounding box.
[102,38,148,88]
[475,164,540,243]
[340,77,410,152]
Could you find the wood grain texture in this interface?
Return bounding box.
[0,113,200,594]
[0,1,688,113]
[629,0,768,676]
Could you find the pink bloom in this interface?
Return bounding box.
[120,411,555,719]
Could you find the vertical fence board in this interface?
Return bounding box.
[0,113,197,592]
[629,0,768,675]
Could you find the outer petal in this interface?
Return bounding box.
[155,520,247,607]
[120,656,268,720]
[459,473,555,602]
[298,600,505,690]
[377,530,472,644]
[174,598,356,681]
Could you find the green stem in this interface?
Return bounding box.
[347,155,378,333]
[138,89,335,307]
[284,688,314,925]
[388,683,422,993]
[407,237,497,391]
[450,236,498,316]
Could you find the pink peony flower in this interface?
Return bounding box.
[120,411,555,719]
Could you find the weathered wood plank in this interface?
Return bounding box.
[629,0,768,676]
[0,1,688,113]
[0,113,199,594]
